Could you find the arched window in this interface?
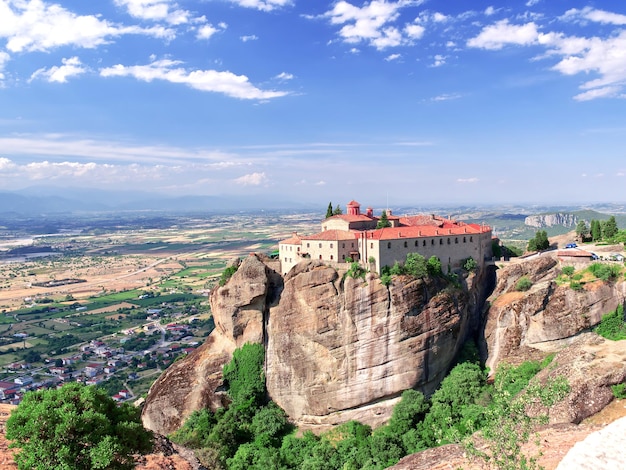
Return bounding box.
[447,238,451,245]
[455,238,458,244]
[440,239,443,245]
[370,242,374,249]
[307,243,310,248]
[319,243,322,248]
[319,255,322,259]
[415,240,418,247]
[342,254,345,260]
[387,242,391,249]
[423,240,426,246]
[463,237,466,243]
[330,255,334,260]
[431,239,434,245]
[470,236,473,242]
[404,241,408,248]
[342,243,345,248]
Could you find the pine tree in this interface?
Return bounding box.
[325,202,333,219]
[333,204,343,215]
[591,220,602,241]
[603,216,618,239]
[575,220,589,242]
[376,210,391,228]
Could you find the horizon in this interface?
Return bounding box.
[1,1,625,205]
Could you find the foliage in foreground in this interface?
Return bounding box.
[6,382,153,470]
[170,341,567,470]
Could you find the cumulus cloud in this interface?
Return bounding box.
[229,0,291,12]
[467,20,540,50]
[234,172,267,186]
[113,0,191,24]
[385,53,401,61]
[196,23,227,40]
[0,0,174,53]
[430,54,446,67]
[240,34,258,42]
[100,59,289,100]
[29,56,87,83]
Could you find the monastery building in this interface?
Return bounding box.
[279,200,493,276]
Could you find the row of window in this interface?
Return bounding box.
[382,236,474,249]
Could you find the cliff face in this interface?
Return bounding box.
[524,213,578,229]
[266,261,488,430]
[142,255,492,435]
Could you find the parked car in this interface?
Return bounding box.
[565,243,577,248]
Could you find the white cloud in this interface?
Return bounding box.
[315,180,326,186]
[430,93,461,102]
[562,7,626,26]
[467,20,540,50]
[100,59,289,100]
[0,0,175,53]
[197,23,226,40]
[275,72,294,81]
[430,54,446,67]
[0,156,16,170]
[457,177,478,183]
[404,23,425,40]
[240,34,258,42]
[229,0,291,12]
[385,53,401,61]
[234,172,267,186]
[114,0,192,24]
[526,0,540,6]
[485,6,496,16]
[0,50,8,81]
[29,56,87,83]
[432,12,448,23]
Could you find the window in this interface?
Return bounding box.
[307,243,310,248]
[319,243,322,248]
[370,242,373,249]
[342,254,345,260]
[455,238,458,244]
[290,246,292,251]
[431,239,434,245]
[447,238,451,245]
[415,240,418,247]
[319,255,322,259]
[470,236,473,242]
[342,243,345,248]
[404,241,408,248]
[463,237,466,243]
[388,242,391,249]
[440,239,443,245]
[423,240,426,246]
[284,257,287,262]
[351,243,354,248]
[297,247,300,252]
[330,255,334,260]
[330,243,333,248]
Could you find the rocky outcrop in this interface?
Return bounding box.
[266,261,488,430]
[484,254,626,371]
[141,254,281,435]
[525,213,577,229]
[142,255,492,435]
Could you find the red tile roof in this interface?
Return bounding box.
[363,223,489,240]
[302,230,359,241]
[557,250,593,258]
[280,234,302,245]
[327,214,374,223]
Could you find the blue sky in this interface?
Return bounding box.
[1,0,625,207]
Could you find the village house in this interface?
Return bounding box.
[279,200,493,275]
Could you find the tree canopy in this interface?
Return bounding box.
[376,210,391,229]
[6,382,153,470]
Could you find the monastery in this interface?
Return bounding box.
[279,200,493,275]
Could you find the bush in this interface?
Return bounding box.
[462,257,478,272]
[570,281,583,291]
[595,304,626,340]
[6,383,153,470]
[219,265,238,286]
[426,256,442,276]
[515,276,532,292]
[611,383,626,399]
[588,263,621,281]
[223,343,266,407]
[345,261,367,280]
[562,266,575,277]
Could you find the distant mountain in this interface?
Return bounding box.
[0,187,316,216]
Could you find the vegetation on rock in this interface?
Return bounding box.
[219,265,239,286]
[595,304,626,341]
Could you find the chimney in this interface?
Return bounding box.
[366,207,373,217]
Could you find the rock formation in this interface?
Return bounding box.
[142,255,492,435]
[525,213,578,229]
[484,254,626,371]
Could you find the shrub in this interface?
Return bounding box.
[380,273,392,286]
[611,383,626,399]
[345,261,367,280]
[588,262,621,281]
[219,265,238,286]
[515,276,532,292]
[462,257,478,272]
[426,256,442,276]
[223,343,266,407]
[562,266,575,277]
[595,304,626,341]
[569,281,583,291]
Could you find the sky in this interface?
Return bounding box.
[1,0,626,208]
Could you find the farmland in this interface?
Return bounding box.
[0,210,319,402]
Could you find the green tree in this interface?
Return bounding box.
[603,216,619,239]
[6,383,153,470]
[426,256,442,276]
[333,204,343,215]
[325,202,334,219]
[575,220,589,242]
[591,219,602,241]
[404,253,427,278]
[376,210,391,229]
